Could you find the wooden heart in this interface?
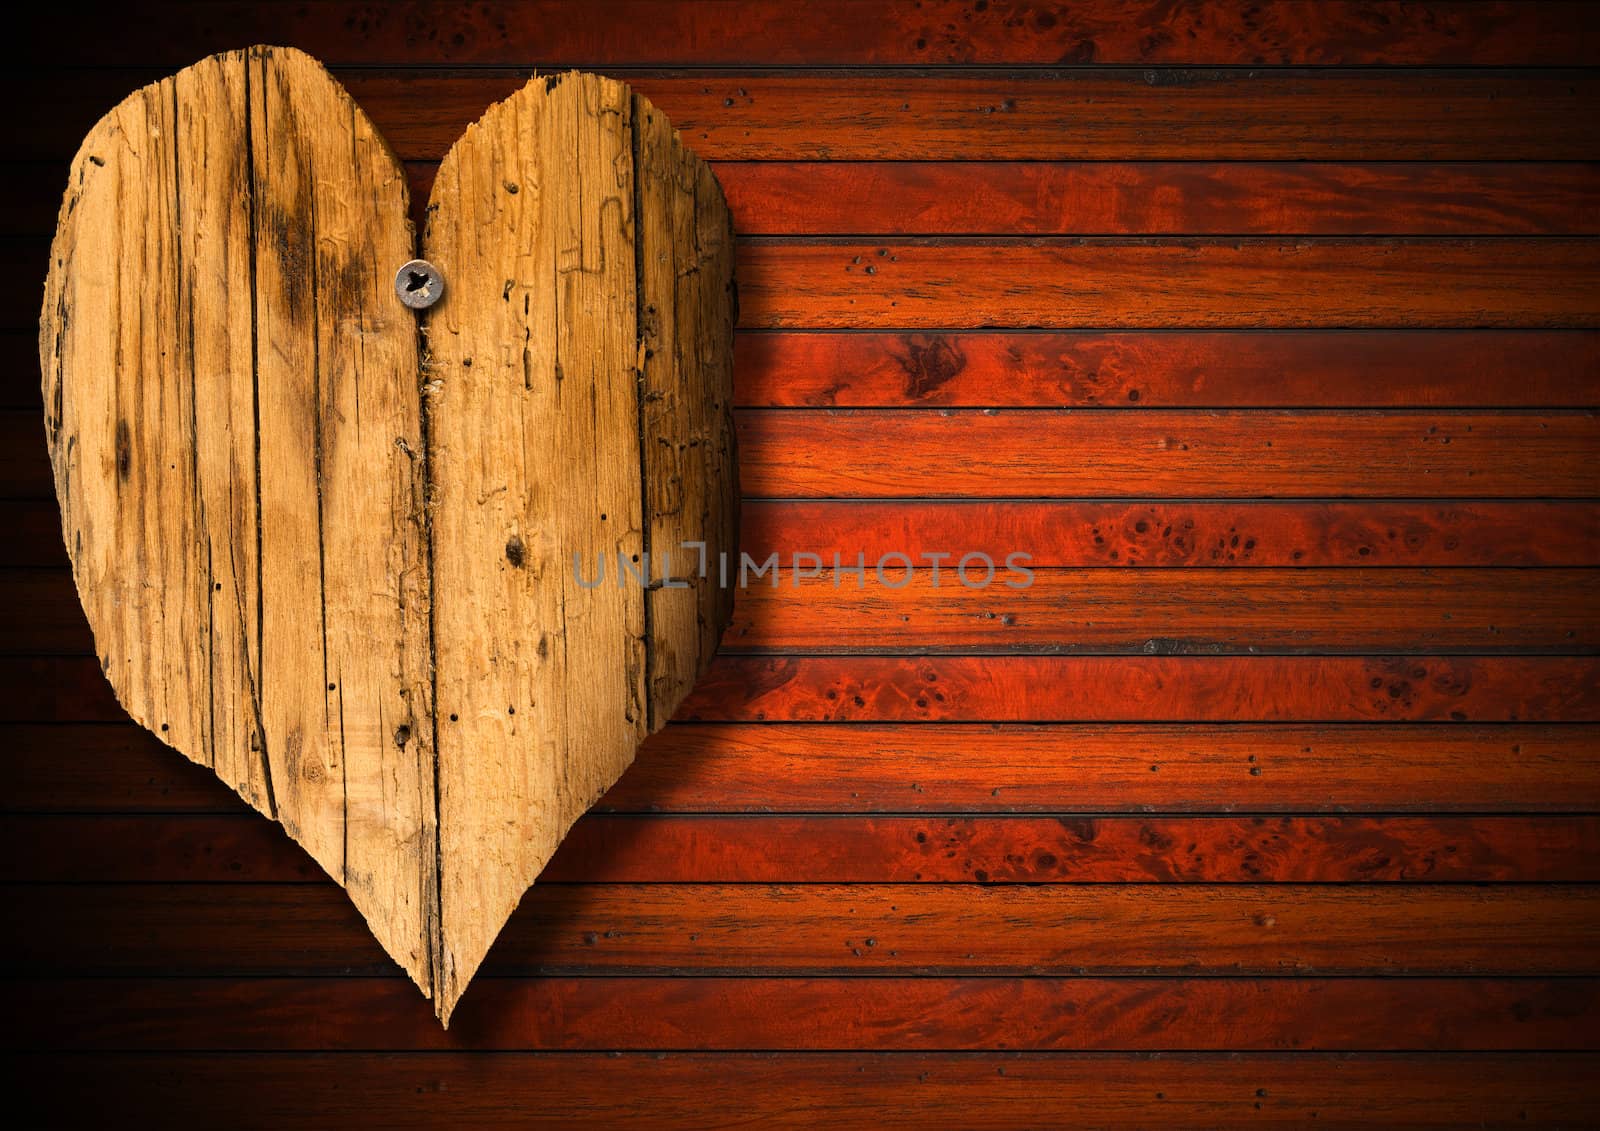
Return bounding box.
[39,46,737,1024]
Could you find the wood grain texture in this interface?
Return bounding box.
[6,883,1597,975]
[11,161,1600,240]
[737,410,1600,498]
[733,331,1600,408]
[738,240,1600,328]
[420,71,735,1021]
[6,813,1596,884]
[12,976,1600,1051]
[18,1055,1600,1131]
[12,1052,1599,1129]
[37,45,442,1000]
[12,409,1600,500]
[717,162,1600,236]
[10,1,1600,1118]
[40,57,738,1025]
[24,236,1600,332]
[27,1,1600,66]
[8,654,1595,725]
[335,71,1600,162]
[740,501,1600,567]
[9,408,1600,500]
[677,656,1600,723]
[20,69,1600,163]
[7,498,1600,568]
[10,565,1596,656]
[9,326,1600,413]
[722,568,1598,654]
[9,722,1597,815]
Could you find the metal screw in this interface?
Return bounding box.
[395,259,444,310]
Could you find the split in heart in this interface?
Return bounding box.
[40,46,738,1025]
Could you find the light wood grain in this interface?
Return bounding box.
[39,46,440,1000]
[40,52,736,1025]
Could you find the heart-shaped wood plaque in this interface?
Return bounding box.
[40,46,737,1024]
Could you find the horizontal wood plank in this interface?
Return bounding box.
[8,327,1600,413]
[722,568,1599,653]
[24,1,1600,66]
[7,498,1599,568]
[741,500,1600,566]
[12,976,1600,1052]
[13,409,1597,500]
[736,410,1600,498]
[315,70,1600,163]
[4,813,1594,883]
[6,883,1596,975]
[10,722,1597,815]
[738,240,1600,328]
[18,238,1600,331]
[734,330,1600,408]
[677,655,1600,723]
[8,566,1595,656]
[13,161,1600,238]
[718,162,1600,236]
[12,1051,1598,1128]
[9,655,1594,724]
[8,499,1599,568]
[17,70,1600,162]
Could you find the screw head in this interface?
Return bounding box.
[395,259,444,310]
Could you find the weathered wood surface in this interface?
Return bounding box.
[39,49,736,1024]
[10,162,1600,241]
[7,498,1600,568]
[422,71,734,1016]
[7,813,1598,884]
[38,46,441,1003]
[11,2,1600,1125]
[9,722,1600,815]
[10,565,1600,655]
[10,408,1600,499]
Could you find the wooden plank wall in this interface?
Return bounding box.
[3,1,1599,1125]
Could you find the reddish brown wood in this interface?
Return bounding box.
[4,722,243,811]
[7,324,1600,413]
[722,569,1597,653]
[616,723,1600,813]
[10,655,1593,724]
[10,499,1599,569]
[22,70,1600,163]
[719,163,1600,236]
[677,656,1600,723]
[13,410,1597,501]
[0,328,1575,409]
[7,883,1597,975]
[341,71,1600,162]
[13,976,1600,1052]
[732,331,1600,408]
[14,238,1600,331]
[27,2,1600,66]
[736,411,1600,498]
[13,1052,1599,1128]
[737,240,1600,329]
[8,566,1594,655]
[16,161,1600,238]
[741,501,1600,567]
[6,813,1594,884]
[10,4,1600,1101]
[10,722,1597,815]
